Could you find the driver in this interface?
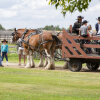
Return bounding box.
[72,16,84,35]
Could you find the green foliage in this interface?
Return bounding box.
[0,24,5,30]
[48,0,92,16]
[43,25,62,31]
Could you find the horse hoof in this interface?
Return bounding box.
[25,65,31,68]
[38,64,44,67]
[45,67,55,70]
[50,64,55,70]
[31,65,35,68]
[45,65,55,70]
[45,67,49,70]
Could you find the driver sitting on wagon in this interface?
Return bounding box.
[72,16,84,35]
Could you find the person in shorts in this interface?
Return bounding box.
[17,38,26,66]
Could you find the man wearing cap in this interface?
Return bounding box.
[80,20,89,37]
[95,17,100,35]
[72,16,84,35]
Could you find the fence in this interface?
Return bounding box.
[0,35,12,43]
[8,45,62,60]
[0,31,13,43]
[9,46,17,53]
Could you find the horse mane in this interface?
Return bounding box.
[17,28,38,31]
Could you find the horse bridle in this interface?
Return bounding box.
[12,30,19,41]
[12,29,29,41]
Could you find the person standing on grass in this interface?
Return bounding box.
[1,39,8,66]
[17,38,26,66]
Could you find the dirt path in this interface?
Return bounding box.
[2,62,100,73]
[2,62,25,68]
[2,62,68,70]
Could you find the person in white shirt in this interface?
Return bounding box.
[79,20,90,37]
[17,38,26,66]
[79,20,91,53]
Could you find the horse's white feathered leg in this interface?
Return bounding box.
[44,57,48,67]
[30,51,35,68]
[45,49,54,70]
[38,54,44,67]
[25,55,31,68]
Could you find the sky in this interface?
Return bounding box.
[0,0,100,30]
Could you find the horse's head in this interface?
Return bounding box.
[12,28,26,42]
[12,28,19,42]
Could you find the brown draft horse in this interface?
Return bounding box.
[12,28,57,69]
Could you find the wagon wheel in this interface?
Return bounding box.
[86,63,99,71]
[68,60,82,72]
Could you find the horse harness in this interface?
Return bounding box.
[19,29,53,52]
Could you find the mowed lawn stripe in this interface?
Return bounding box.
[0,68,100,100]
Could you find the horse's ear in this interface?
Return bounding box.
[14,28,16,32]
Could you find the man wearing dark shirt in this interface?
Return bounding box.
[72,16,84,35]
[95,17,100,35]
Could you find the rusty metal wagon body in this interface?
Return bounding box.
[62,30,100,72]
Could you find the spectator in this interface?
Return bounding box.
[0,44,3,67]
[1,39,8,66]
[17,38,26,66]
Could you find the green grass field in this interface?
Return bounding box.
[0,68,100,100]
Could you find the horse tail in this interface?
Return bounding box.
[52,35,61,45]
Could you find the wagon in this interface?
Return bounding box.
[62,30,100,72]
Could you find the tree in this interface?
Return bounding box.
[43,25,62,31]
[0,24,5,30]
[48,0,92,16]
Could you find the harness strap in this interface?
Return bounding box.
[18,29,29,47]
[21,30,54,52]
[27,32,37,44]
[21,29,29,39]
